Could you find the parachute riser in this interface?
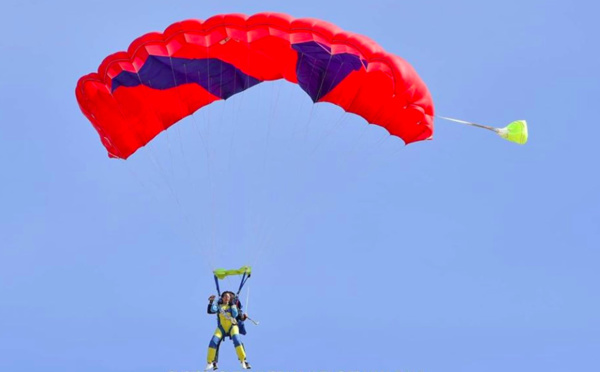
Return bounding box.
[212,269,251,297]
[214,275,221,297]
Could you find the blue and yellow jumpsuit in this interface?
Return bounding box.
[207,301,247,363]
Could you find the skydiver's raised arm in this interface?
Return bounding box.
[207,295,218,314]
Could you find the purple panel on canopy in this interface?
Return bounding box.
[292,41,366,102]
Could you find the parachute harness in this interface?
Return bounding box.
[218,307,238,325]
[212,266,259,328]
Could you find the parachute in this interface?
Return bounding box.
[75,12,435,159]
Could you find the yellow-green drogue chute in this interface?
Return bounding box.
[437,116,528,145]
[213,266,252,297]
[498,120,528,144]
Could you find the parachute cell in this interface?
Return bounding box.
[76,12,434,159]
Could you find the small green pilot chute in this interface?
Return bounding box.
[437,116,529,145]
[497,120,528,144]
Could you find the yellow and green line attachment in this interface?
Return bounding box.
[437,116,528,145]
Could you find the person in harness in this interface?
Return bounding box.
[205,291,250,370]
[205,267,253,371]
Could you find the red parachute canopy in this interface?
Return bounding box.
[76,12,434,159]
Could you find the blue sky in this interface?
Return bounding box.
[1,1,599,371]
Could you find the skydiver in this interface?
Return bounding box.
[205,291,251,370]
